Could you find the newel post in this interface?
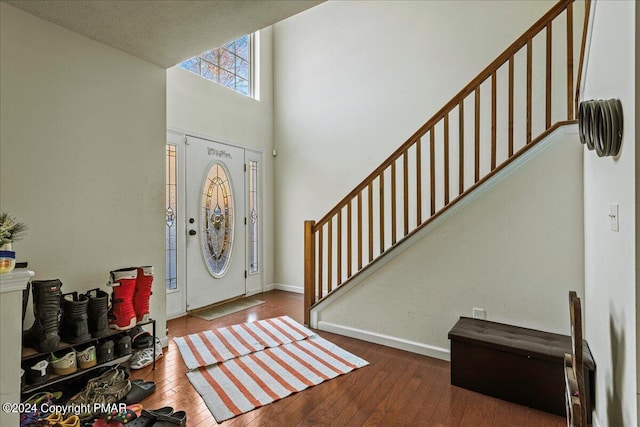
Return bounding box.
[304,220,316,326]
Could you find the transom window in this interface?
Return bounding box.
[179,35,252,97]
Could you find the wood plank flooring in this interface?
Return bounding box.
[131,290,566,426]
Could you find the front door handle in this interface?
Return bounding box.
[189,230,197,236]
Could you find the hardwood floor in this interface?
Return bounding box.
[132,290,566,426]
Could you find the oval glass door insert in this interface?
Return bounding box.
[201,162,234,277]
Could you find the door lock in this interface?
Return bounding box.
[189,230,197,236]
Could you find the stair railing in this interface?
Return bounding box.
[304,0,591,325]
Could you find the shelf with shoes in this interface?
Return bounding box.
[20,266,158,402]
[21,318,156,397]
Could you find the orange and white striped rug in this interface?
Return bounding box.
[176,317,368,422]
[174,315,315,370]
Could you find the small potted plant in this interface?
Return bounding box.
[0,212,28,273]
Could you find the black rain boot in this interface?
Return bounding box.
[86,288,110,338]
[60,291,92,344]
[23,279,63,352]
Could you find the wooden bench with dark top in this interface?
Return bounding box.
[448,317,595,420]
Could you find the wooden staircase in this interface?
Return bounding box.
[304,0,591,325]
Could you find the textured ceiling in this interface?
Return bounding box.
[3,0,323,68]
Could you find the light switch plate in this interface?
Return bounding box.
[609,203,619,232]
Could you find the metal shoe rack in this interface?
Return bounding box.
[20,318,156,397]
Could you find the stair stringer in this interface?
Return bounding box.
[310,123,582,360]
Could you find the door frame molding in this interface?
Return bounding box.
[166,127,265,318]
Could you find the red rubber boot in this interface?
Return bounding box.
[134,266,154,323]
[108,267,137,330]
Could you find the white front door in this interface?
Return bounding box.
[185,136,246,311]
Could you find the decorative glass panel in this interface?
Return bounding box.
[201,162,234,277]
[249,160,259,274]
[178,34,253,98]
[166,145,178,290]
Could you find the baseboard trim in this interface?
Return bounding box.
[266,283,304,294]
[317,320,450,361]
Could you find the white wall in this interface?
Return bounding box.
[316,134,584,357]
[581,1,637,426]
[0,4,167,339]
[273,0,570,290]
[166,28,275,295]
[637,0,640,420]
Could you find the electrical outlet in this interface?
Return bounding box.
[472,308,486,320]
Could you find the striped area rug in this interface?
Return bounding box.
[175,317,369,422]
[175,315,315,370]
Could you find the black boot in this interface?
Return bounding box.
[60,291,92,344]
[86,288,110,338]
[23,279,63,352]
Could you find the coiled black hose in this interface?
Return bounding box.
[578,99,623,157]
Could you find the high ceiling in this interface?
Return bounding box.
[2,0,323,68]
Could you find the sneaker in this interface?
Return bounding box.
[130,338,162,370]
[50,351,77,376]
[76,346,97,369]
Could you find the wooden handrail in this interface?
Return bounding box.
[304,0,591,324]
[314,0,573,230]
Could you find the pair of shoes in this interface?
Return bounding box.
[96,334,133,364]
[50,350,77,375]
[107,267,154,330]
[52,346,99,374]
[127,407,186,427]
[129,338,162,370]
[67,367,128,420]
